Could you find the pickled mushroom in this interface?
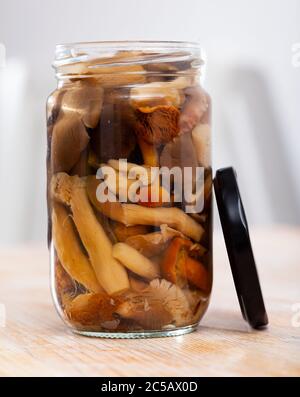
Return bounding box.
[137,184,171,208]
[179,87,209,134]
[86,175,204,241]
[160,132,199,193]
[149,278,192,326]
[59,80,103,128]
[130,76,193,108]
[115,295,173,330]
[70,148,90,177]
[191,124,211,168]
[91,93,136,162]
[65,292,122,329]
[136,137,159,167]
[134,105,180,145]
[125,225,185,257]
[129,276,149,292]
[112,223,151,242]
[47,89,65,128]
[52,203,103,293]
[55,259,76,299]
[161,237,210,292]
[51,112,90,173]
[112,242,160,280]
[51,173,130,295]
[116,279,192,328]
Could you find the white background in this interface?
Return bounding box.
[0,0,299,244]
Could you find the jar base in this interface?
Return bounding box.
[72,323,198,339]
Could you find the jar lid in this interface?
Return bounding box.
[213,167,268,329]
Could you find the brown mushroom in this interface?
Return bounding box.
[60,80,103,128]
[51,112,90,173]
[116,278,192,328]
[112,223,151,242]
[51,173,130,295]
[179,86,209,134]
[125,225,185,257]
[161,237,210,292]
[135,105,180,145]
[133,104,181,167]
[199,93,211,125]
[160,132,199,195]
[65,292,122,329]
[191,124,211,168]
[115,296,173,330]
[86,175,204,241]
[52,203,103,293]
[129,275,149,292]
[149,278,192,326]
[130,76,193,108]
[90,90,136,162]
[136,136,159,167]
[70,148,90,177]
[54,259,76,302]
[46,88,65,129]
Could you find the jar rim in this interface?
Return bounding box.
[53,40,203,71]
[55,40,201,53]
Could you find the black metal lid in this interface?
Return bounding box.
[213,167,268,329]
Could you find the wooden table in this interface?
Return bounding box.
[0,226,299,377]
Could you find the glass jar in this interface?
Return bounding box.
[47,41,212,338]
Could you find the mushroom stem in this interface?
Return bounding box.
[125,225,185,257]
[108,159,154,186]
[191,124,211,168]
[112,243,160,280]
[103,168,137,201]
[52,203,102,293]
[87,176,204,241]
[137,137,159,167]
[130,76,193,108]
[112,223,150,242]
[51,173,130,295]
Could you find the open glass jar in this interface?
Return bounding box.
[47,41,212,338]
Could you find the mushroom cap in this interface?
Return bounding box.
[135,105,180,145]
[60,80,103,129]
[65,292,122,328]
[179,86,209,134]
[91,91,137,161]
[55,259,75,298]
[51,113,90,173]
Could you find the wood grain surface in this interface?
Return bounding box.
[0,226,299,377]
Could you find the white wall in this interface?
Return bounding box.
[0,0,299,244]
